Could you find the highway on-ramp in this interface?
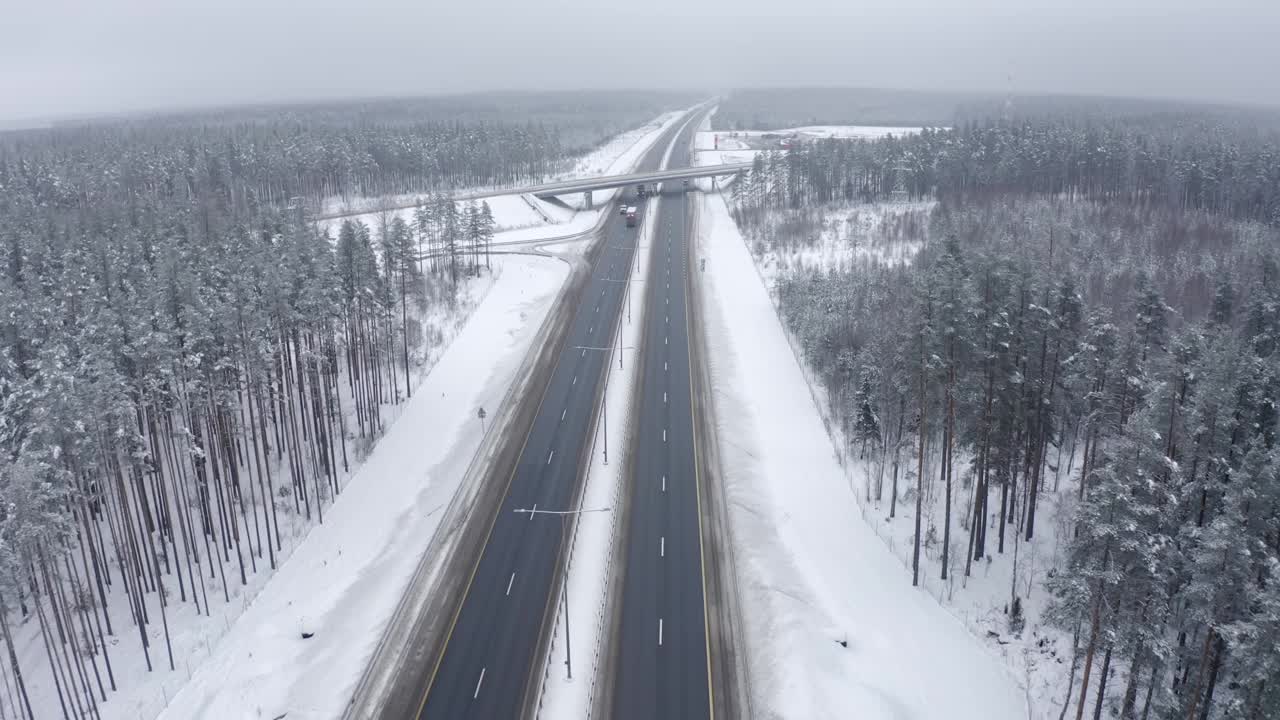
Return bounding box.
[611,113,714,719]
[404,109,702,720]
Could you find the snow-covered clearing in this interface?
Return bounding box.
[751,201,936,277]
[694,188,1030,720]
[785,125,938,139]
[146,254,567,719]
[717,125,933,141]
[693,124,931,167]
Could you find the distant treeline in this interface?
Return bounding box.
[733,114,1280,226]
[0,90,698,217]
[712,86,1280,135]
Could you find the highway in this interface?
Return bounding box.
[404,109,703,719]
[611,113,713,718]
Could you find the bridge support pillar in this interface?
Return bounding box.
[583,191,593,210]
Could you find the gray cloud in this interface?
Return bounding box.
[3,0,1279,126]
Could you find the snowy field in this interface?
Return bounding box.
[154,253,568,719]
[694,188,1031,720]
[752,201,936,279]
[692,123,930,169]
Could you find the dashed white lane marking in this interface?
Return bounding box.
[661,537,665,557]
[572,375,577,385]
[547,451,554,465]
[561,408,566,421]
[663,429,667,442]
[474,668,486,698]
[658,619,664,646]
[665,361,668,371]
[665,337,668,345]
[506,573,516,596]
[529,503,537,518]
[662,475,666,492]
[664,391,667,403]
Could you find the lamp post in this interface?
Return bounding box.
[602,276,643,323]
[513,505,612,680]
[574,343,634,465]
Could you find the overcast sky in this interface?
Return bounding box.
[3,0,1279,126]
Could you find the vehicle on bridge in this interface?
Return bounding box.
[625,206,638,227]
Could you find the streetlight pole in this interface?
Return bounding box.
[602,277,643,327]
[574,344,635,464]
[513,506,611,680]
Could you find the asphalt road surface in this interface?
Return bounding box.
[612,117,713,719]
[412,110,699,719]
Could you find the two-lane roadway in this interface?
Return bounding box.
[410,108,704,719]
[612,113,713,719]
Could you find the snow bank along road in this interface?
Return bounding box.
[370,109,702,719]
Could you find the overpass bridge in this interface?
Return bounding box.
[458,161,753,206]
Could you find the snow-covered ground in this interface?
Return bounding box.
[714,125,934,141]
[693,188,1031,720]
[152,253,568,720]
[754,201,936,277]
[693,124,932,168]
[785,124,938,139]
